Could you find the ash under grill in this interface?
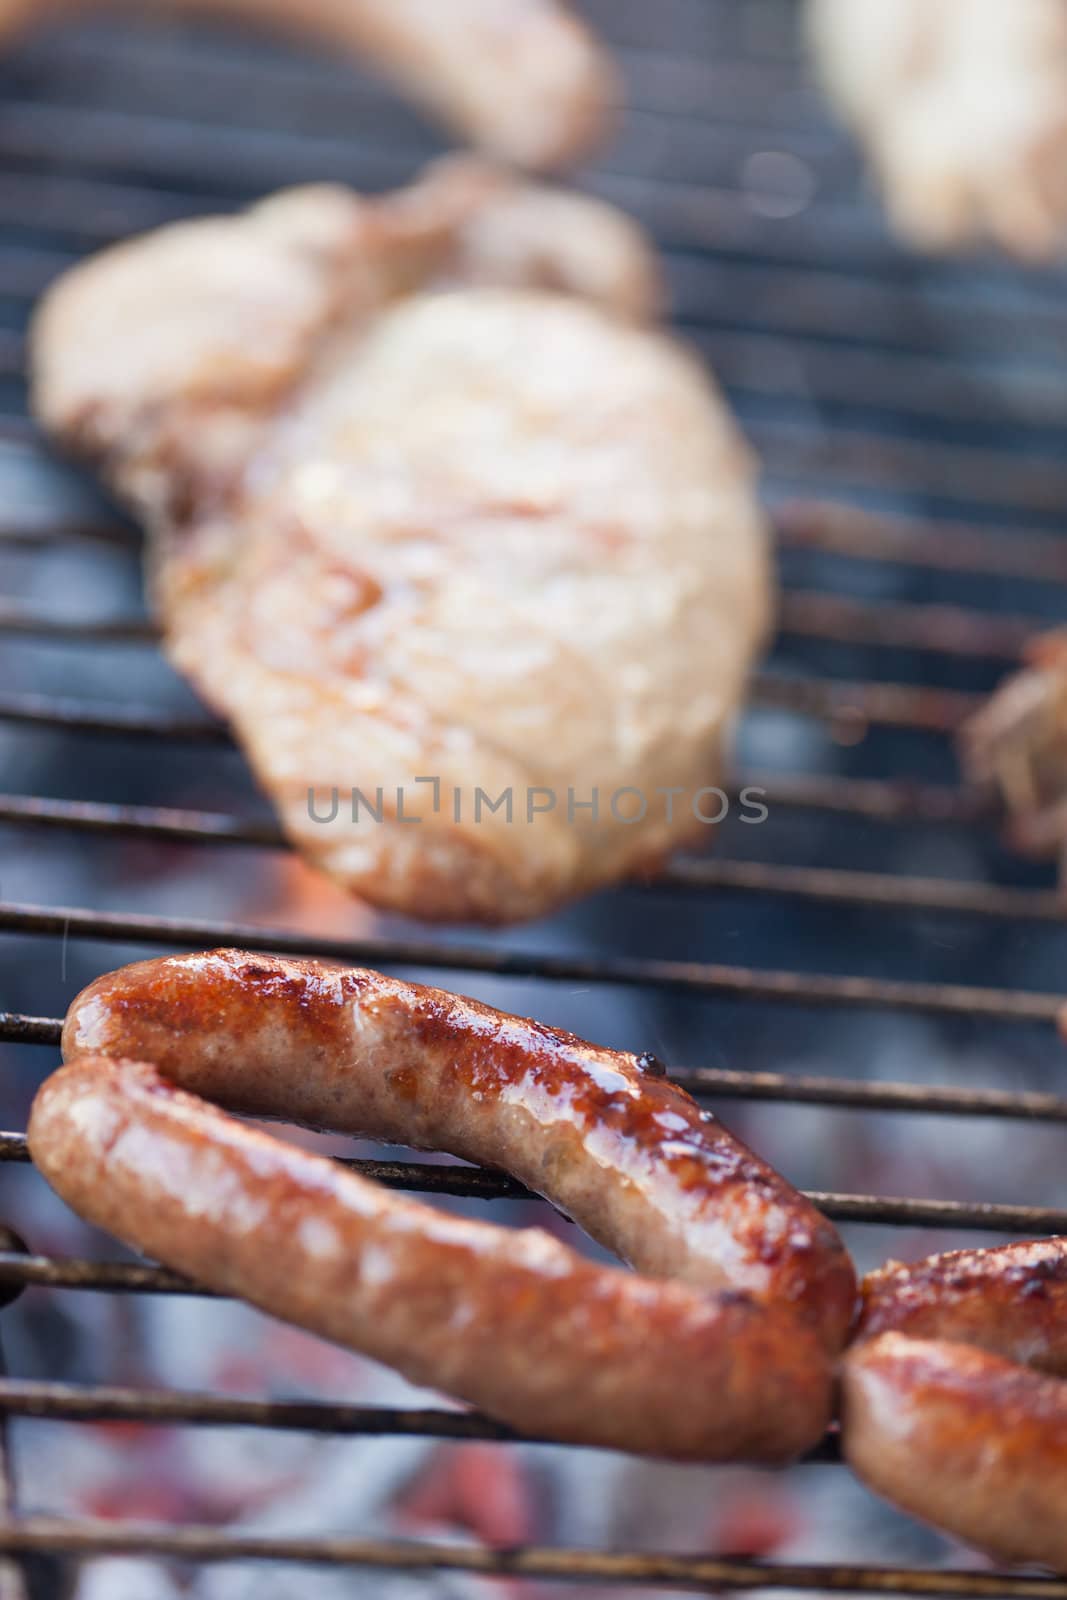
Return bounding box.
[2,0,1067,1594]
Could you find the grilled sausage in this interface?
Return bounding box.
[842,1240,1067,1569]
[29,949,858,1461]
[857,1239,1067,1373]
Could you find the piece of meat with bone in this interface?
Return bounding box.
[27,950,859,1461]
[808,0,1067,258]
[842,1239,1067,1570]
[31,160,771,924]
[0,0,614,170]
[959,631,1067,868]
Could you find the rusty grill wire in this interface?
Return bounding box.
[2,0,1067,1594]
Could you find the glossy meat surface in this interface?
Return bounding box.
[845,1334,1067,1570]
[30,1057,834,1462]
[843,1240,1067,1569]
[62,950,856,1350]
[31,162,770,923]
[29,950,859,1460]
[0,0,614,169]
[858,1239,1067,1375]
[810,0,1067,257]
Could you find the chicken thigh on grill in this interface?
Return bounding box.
[31,160,772,923]
[0,0,614,170]
[809,0,1067,257]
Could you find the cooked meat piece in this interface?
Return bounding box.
[959,632,1067,865]
[809,0,1067,257]
[31,160,771,923]
[32,950,855,1460]
[842,1241,1067,1570]
[0,0,615,170]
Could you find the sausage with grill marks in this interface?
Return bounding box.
[28,948,858,1461]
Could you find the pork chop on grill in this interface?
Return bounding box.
[30,160,772,923]
[809,0,1067,257]
[0,0,614,170]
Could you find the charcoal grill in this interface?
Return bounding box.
[2,0,1067,1592]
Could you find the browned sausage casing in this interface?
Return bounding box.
[843,1239,1067,1570]
[30,949,858,1462]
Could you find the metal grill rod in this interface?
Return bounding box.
[751,417,1067,523]
[27,1094,1067,1219]
[0,1341,25,1600]
[0,102,855,236]
[760,674,979,732]
[0,427,1053,534]
[0,1150,1062,1231]
[0,1517,1059,1595]
[0,95,1044,315]
[778,590,1031,662]
[0,1374,836,1463]
[738,773,983,826]
[0,605,155,642]
[2,416,1064,539]
[0,1376,527,1443]
[8,492,1067,594]
[9,272,1067,465]
[695,327,1067,435]
[16,32,816,132]
[663,860,1067,922]
[0,1374,833,1467]
[0,94,832,190]
[8,1033,1067,1137]
[0,786,987,858]
[775,502,1067,584]
[7,491,1066,592]
[0,591,1037,663]
[2,1018,1065,1119]
[0,154,907,271]
[2,303,1061,443]
[0,794,1054,923]
[0,677,984,740]
[0,903,1058,1022]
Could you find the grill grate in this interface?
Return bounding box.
[3,0,1067,1592]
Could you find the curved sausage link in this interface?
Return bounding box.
[60,949,856,1352]
[32,1056,830,1462]
[30,949,858,1461]
[842,1240,1067,1569]
[845,1334,1067,1572]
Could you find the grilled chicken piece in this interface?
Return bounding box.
[0,0,614,170]
[809,0,1067,257]
[960,633,1067,865]
[32,160,771,924]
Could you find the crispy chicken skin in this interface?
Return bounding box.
[959,631,1067,870]
[0,0,615,170]
[809,0,1067,257]
[31,161,771,923]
